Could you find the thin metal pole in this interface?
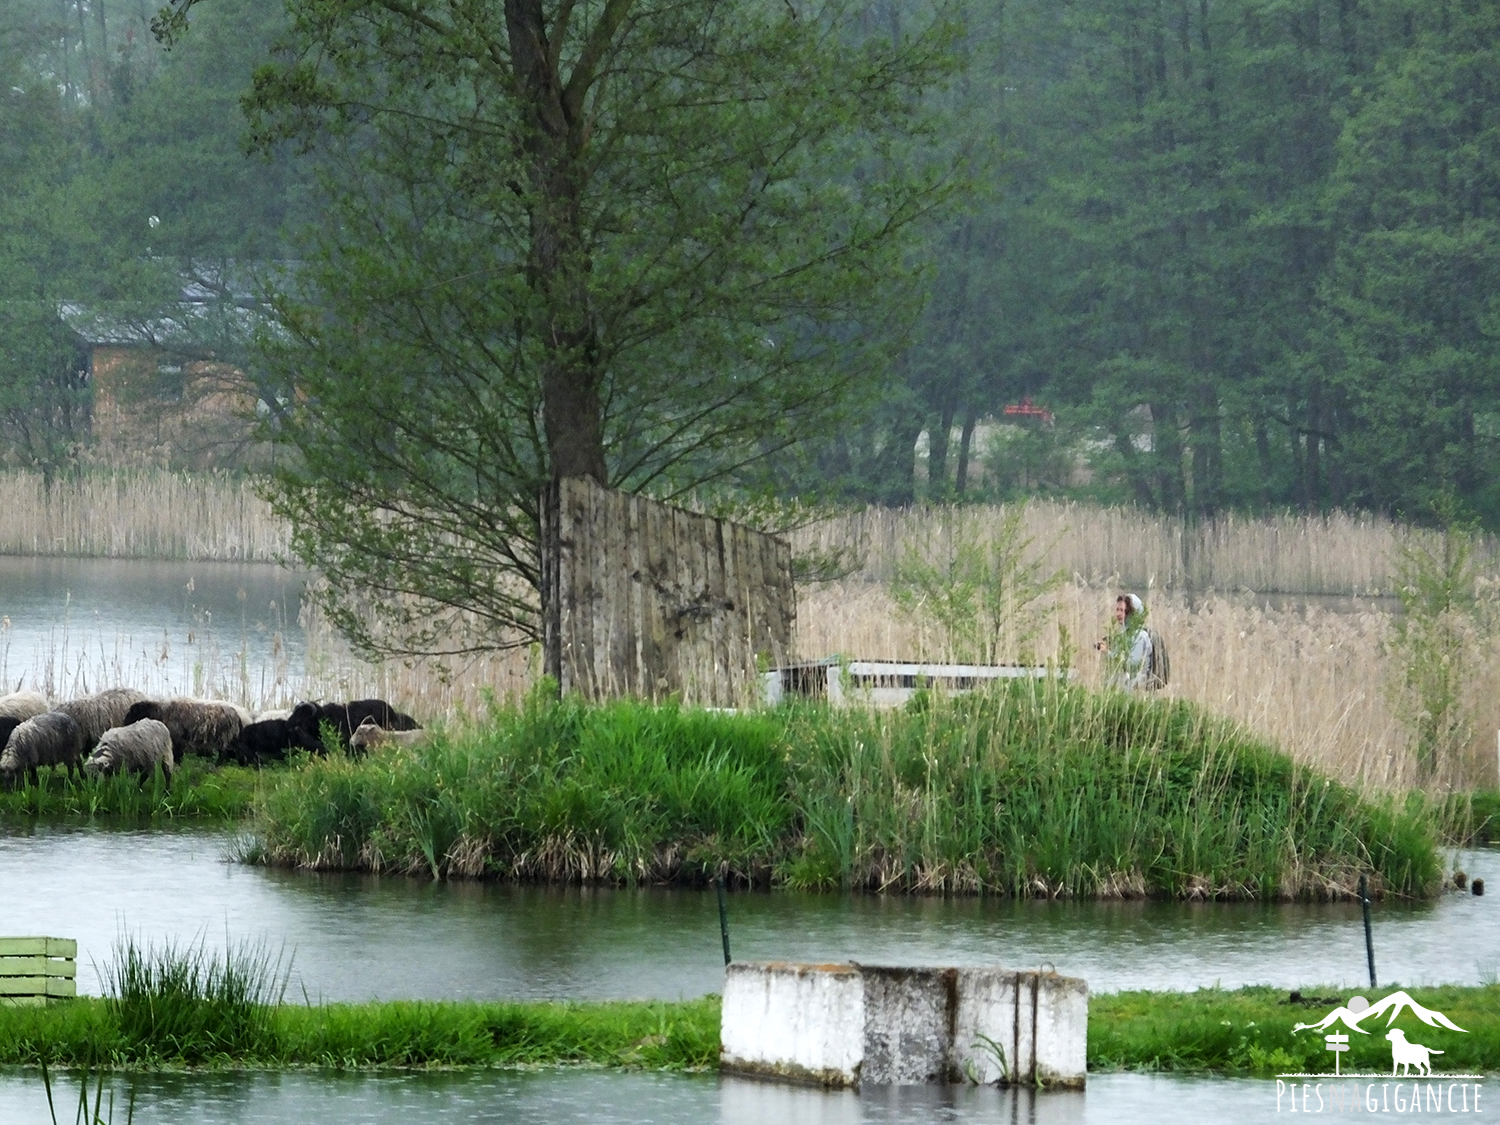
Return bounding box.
[716,875,732,966]
[1359,874,1377,989]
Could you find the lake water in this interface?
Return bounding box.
[3,1068,1480,1125]
[1,828,1493,1002]
[0,557,308,705]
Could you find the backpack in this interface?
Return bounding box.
[1144,627,1170,689]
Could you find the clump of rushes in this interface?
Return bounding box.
[103,936,290,1062]
[0,758,262,821]
[249,681,1441,899]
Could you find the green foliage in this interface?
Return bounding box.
[224,0,960,657]
[890,505,1063,663]
[1386,509,1498,776]
[1090,985,1500,1076]
[249,686,1439,899]
[0,759,263,822]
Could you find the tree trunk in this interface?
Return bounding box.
[507,0,610,486]
[927,403,956,497]
[954,412,977,496]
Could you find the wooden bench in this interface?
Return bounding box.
[0,937,77,1006]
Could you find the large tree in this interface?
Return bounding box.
[155,0,956,654]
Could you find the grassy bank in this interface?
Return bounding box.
[0,760,261,822]
[1091,985,1500,1076]
[0,997,718,1070]
[248,682,1442,899]
[3,987,1496,1075]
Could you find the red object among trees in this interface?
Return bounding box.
[1002,397,1053,424]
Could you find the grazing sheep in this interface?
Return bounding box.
[227,718,322,766]
[349,717,432,755]
[0,712,87,787]
[83,719,174,780]
[0,690,49,722]
[56,688,150,749]
[122,699,246,764]
[0,716,22,752]
[289,699,420,751]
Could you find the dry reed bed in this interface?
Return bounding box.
[796,582,1500,793]
[0,470,287,560]
[792,503,1500,594]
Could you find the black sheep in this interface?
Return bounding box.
[0,715,22,752]
[289,699,420,752]
[228,718,322,766]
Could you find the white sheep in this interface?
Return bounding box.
[56,688,150,749]
[122,699,247,763]
[0,690,49,722]
[350,716,432,755]
[84,719,175,780]
[0,712,87,787]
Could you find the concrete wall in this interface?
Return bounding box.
[721,962,1087,1089]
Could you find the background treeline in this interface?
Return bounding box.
[0,0,312,476]
[810,0,1500,527]
[2,0,1497,524]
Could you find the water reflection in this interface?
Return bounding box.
[0,827,1493,1001]
[0,1069,1406,1125]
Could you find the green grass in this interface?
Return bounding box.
[1091,985,1500,1076]
[247,681,1443,900]
[0,758,262,821]
[0,937,718,1070]
[6,985,1499,1075]
[0,997,720,1070]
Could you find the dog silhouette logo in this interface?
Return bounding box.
[1291,990,1468,1077]
[1385,1028,1443,1076]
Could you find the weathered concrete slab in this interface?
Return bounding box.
[721,962,1087,1089]
[720,962,865,1085]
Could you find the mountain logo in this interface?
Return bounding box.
[1285,990,1470,1079]
[1292,990,1468,1037]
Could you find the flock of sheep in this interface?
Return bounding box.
[0,688,423,788]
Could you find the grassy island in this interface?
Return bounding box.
[246,682,1441,900]
[0,682,1468,900]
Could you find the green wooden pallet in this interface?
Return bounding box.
[0,938,76,1006]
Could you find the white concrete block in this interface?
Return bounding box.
[721,962,1087,1090]
[720,962,866,1085]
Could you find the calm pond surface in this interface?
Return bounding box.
[1,1069,1468,1125]
[0,557,307,702]
[0,828,1493,1002]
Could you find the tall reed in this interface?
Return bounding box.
[247,686,1440,899]
[795,502,1500,595]
[0,469,286,560]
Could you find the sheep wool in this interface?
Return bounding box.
[349,717,431,755]
[56,688,150,748]
[84,719,174,779]
[0,690,49,722]
[122,699,246,763]
[0,712,87,786]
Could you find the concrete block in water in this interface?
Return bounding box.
[720,962,1087,1089]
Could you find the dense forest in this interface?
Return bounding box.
[1,0,1496,525]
